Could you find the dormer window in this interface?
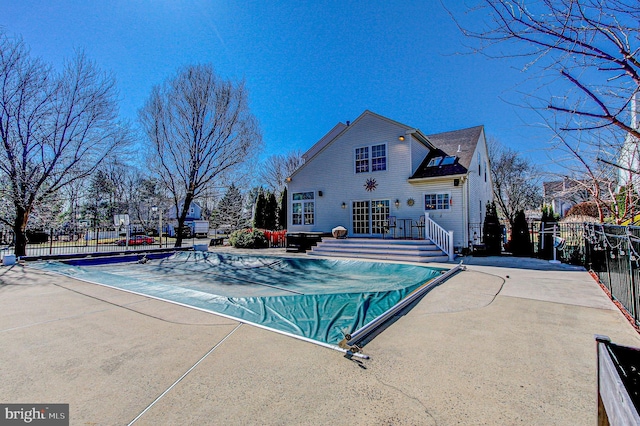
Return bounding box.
[427,155,456,167]
[427,157,442,167]
[440,156,456,166]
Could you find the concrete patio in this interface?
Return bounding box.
[1,251,638,425]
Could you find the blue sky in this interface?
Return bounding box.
[2,1,555,170]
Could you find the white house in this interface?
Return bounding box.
[542,178,590,218]
[286,110,493,251]
[619,93,639,190]
[166,200,204,221]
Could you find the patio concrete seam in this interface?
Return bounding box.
[127,323,243,425]
[497,293,619,312]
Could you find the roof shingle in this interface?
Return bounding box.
[410,125,483,180]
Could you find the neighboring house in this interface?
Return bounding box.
[166,200,204,221]
[542,179,592,218]
[286,110,493,250]
[619,93,640,190]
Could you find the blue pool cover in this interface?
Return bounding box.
[32,251,445,345]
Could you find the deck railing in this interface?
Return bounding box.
[424,213,454,261]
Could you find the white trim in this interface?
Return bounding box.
[350,198,390,236]
[291,190,316,226]
[353,142,388,175]
[407,173,467,184]
[423,191,452,211]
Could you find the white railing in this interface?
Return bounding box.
[424,213,454,261]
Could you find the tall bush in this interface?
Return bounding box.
[482,201,502,255]
[265,191,278,230]
[509,210,532,256]
[253,189,267,229]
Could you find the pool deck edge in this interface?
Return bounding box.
[1,251,639,424]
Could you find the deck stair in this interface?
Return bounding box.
[308,238,449,263]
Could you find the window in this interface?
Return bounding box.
[355,147,369,173]
[355,143,386,173]
[428,156,456,167]
[372,200,389,234]
[440,156,456,166]
[352,201,370,234]
[424,193,450,210]
[371,144,386,171]
[292,192,315,225]
[427,157,442,167]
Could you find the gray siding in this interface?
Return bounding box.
[467,128,493,227]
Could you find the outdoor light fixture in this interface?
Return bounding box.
[395,199,400,208]
[341,202,346,209]
[285,177,292,183]
[398,135,405,141]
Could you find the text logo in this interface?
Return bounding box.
[0,404,68,426]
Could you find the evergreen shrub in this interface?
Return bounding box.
[229,228,268,249]
[482,201,502,255]
[509,210,532,256]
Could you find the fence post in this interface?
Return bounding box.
[448,230,454,262]
[628,231,638,324]
[49,228,54,255]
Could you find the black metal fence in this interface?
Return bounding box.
[469,221,638,327]
[0,226,205,258]
[584,223,640,327]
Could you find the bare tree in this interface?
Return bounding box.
[454,0,640,139]
[546,125,638,223]
[488,138,543,226]
[139,64,262,247]
[0,33,129,256]
[259,150,304,196]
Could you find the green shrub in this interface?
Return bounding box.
[539,205,558,260]
[482,201,502,255]
[510,210,532,257]
[229,228,268,249]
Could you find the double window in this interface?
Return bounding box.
[424,193,450,211]
[355,143,386,173]
[292,192,315,225]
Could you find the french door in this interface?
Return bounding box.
[352,199,389,235]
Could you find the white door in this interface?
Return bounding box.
[352,199,389,235]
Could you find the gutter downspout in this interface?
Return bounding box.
[463,175,469,249]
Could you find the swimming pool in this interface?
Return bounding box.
[32,251,449,348]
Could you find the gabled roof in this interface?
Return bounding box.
[543,178,589,198]
[293,110,434,179]
[299,110,433,163]
[302,122,348,161]
[410,125,484,180]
